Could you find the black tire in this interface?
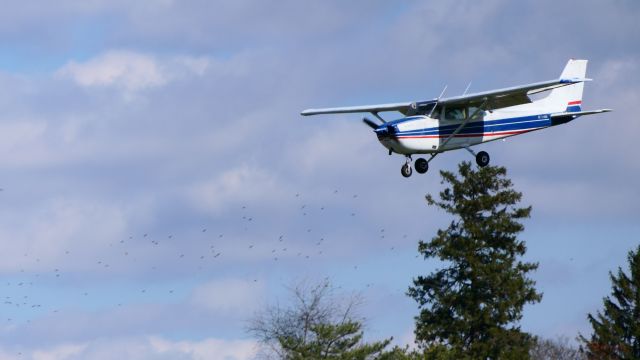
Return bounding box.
[476,151,490,167]
[401,163,412,178]
[415,158,428,174]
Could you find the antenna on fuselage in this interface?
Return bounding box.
[428,85,447,118]
[462,82,472,96]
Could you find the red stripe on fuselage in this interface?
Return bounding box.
[568,100,582,105]
[396,129,536,139]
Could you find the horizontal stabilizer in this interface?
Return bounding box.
[550,109,612,118]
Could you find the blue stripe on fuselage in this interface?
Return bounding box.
[395,114,553,137]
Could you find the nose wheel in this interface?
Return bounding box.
[401,156,430,177]
[401,164,412,177]
[401,156,413,178]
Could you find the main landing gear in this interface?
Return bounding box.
[476,151,490,167]
[464,147,490,167]
[400,149,490,178]
[400,156,429,178]
[415,158,429,174]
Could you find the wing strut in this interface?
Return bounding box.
[371,111,386,123]
[428,85,448,118]
[427,100,488,165]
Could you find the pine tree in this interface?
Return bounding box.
[579,245,640,359]
[278,321,395,359]
[407,162,541,359]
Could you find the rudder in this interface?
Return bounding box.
[542,59,588,113]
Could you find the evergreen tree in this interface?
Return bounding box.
[407,162,541,359]
[277,321,397,359]
[579,245,640,359]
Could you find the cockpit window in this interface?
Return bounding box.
[468,106,484,119]
[443,106,485,121]
[444,106,466,121]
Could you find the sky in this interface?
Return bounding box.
[0,0,638,359]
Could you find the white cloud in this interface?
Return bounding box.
[57,51,166,92]
[32,343,86,360]
[0,120,50,167]
[188,165,285,214]
[0,343,85,360]
[288,121,378,176]
[189,278,265,316]
[56,50,211,94]
[0,197,129,273]
[0,336,257,360]
[150,336,257,360]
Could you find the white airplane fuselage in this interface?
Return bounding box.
[301,59,611,177]
[376,102,573,155]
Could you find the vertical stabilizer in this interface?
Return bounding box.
[538,59,588,113]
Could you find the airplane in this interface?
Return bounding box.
[301,59,611,177]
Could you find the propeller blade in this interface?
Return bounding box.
[362,117,378,130]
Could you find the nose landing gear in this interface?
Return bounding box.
[401,156,413,178]
[401,156,430,178]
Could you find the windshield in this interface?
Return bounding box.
[420,103,441,118]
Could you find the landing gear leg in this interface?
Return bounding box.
[401,156,413,178]
[464,147,490,167]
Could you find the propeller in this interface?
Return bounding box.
[362,117,379,130]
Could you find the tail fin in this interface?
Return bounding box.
[540,59,588,113]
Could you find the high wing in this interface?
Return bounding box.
[300,101,428,116]
[438,78,589,109]
[301,77,590,116]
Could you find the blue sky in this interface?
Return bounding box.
[0,1,638,358]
